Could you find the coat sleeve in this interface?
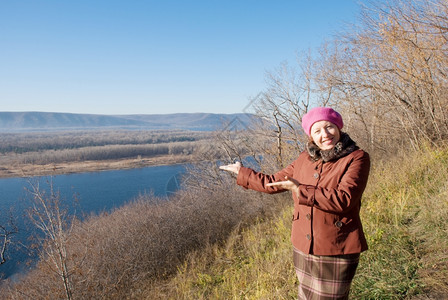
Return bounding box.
[236,161,296,194]
[297,150,370,214]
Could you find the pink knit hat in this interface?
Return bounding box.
[301,107,343,136]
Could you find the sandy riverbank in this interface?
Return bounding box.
[0,155,194,178]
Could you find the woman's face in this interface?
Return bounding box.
[310,120,341,150]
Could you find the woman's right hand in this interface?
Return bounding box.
[266,176,300,194]
[219,161,242,175]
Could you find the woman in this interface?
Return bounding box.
[220,107,370,299]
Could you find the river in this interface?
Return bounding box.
[0,164,186,279]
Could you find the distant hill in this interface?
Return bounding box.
[0,112,256,132]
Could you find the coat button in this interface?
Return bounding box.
[335,221,343,228]
[306,213,311,220]
[306,234,311,240]
[313,173,319,179]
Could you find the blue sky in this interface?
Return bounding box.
[0,1,362,115]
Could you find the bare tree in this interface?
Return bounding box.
[26,179,77,300]
[244,57,321,169]
[0,217,18,266]
[251,61,310,145]
[314,0,448,153]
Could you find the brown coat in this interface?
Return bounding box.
[237,148,370,255]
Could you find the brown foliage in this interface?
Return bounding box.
[314,0,448,153]
[246,0,448,158]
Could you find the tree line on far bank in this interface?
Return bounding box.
[0,130,214,166]
[0,130,210,154]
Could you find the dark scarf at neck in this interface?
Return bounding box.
[306,132,357,162]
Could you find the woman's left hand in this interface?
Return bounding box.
[266,176,300,193]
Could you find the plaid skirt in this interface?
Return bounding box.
[293,248,360,300]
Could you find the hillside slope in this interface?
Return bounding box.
[138,146,448,299]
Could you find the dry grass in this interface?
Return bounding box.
[352,144,448,299]
[138,208,296,300]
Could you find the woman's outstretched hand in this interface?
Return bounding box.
[219,161,242,175]
[266,176,300,192]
